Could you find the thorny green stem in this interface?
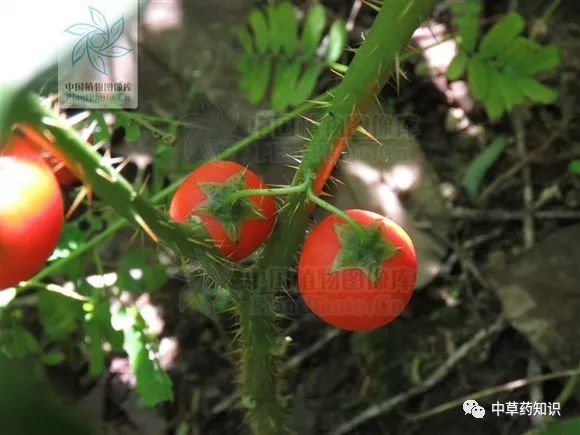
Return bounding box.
[17,94,230,288]
[237,1,436,434]
[228,179,310,202]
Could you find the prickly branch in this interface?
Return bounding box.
[238,1,437,434]
[16,94,230,287]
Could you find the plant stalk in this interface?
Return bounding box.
[237,1,436,433]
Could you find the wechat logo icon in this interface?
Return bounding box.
[463,399,486,419]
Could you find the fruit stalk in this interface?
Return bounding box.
[237,1,436,433]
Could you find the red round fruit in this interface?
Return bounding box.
[169,161,276,261]
[0,140,64,290]
[298,209,417,331]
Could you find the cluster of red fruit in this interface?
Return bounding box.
[169,161,417,331]
[0,132,417,331]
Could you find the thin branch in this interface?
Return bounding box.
[287,328,343,370]
[480,120,567,201]
[408,367,580,422]
[446,208,580,221]
[330,317,506,435]
[512,111,535,248]
[511,109,544,425]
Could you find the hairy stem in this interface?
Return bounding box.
[237,1,436,433]
[17,94,231,285]
[229,180,310,201]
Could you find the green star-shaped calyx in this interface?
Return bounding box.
[330,222,400,284]
[194,172,265,242]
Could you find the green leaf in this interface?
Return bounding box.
[498,37,538,69]
[84,311,106,375]
[49,223,84,280]
[292,65,322,105]
[115,111,141,142]
[461,136,507,200]
[152,143,173,194]
[277,1,297,56]
[271,61,301,111]
[325,19,347,64]
[235,53,251,73]
[497,73,525,111]
[49,223,83,261]
[247,58,272,104]
[90,110,111,144]
[536,417,580,435]
[38,291,82,342]
[518,44,560,75]
[83,294,123,376]
[482,81,505,119]
[519,77,557,104]
[480,12,525,57]
[214,287,232,312]
[451,0,481,53]
[249,9,268,54]
[0,326,40,359]
[236,2,330,110]
[467,57,491,100]
[457,14,480,53]
[266,4,282,54]
[499,38,560,76]
[301,3,326,58]
[120,310,173,406]
[447,51,468,80]
[183,288,218,321]
[569,160,580,175]
[235,26,253,54]
[117,250,168,294]
[42,350,66,366]
[238,55,254,94]
[125,123,141,142]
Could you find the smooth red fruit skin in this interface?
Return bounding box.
[298,209,417,331]
[169,161,276,261]
[0,143,64,290]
